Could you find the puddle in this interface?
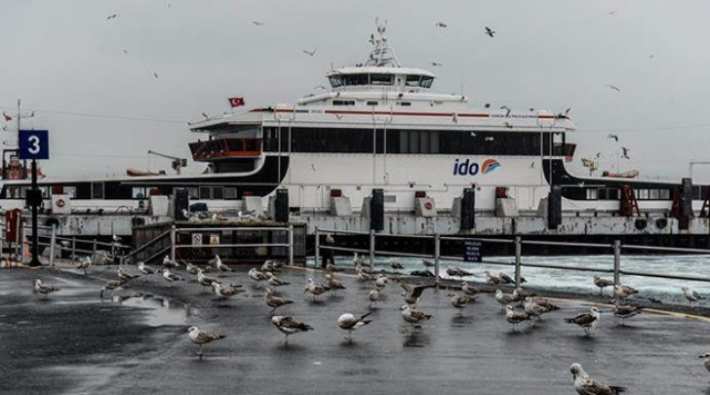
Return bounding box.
[115,295,192,327]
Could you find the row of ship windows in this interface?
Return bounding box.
[4,185,239,200]
[262,127,559,156]
[332,100,411,106]
[585,188,672,200]
[329,74,434,88]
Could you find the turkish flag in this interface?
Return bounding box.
[228,97,245,107]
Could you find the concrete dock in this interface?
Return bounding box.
[1,264,709,394]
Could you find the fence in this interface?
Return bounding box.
[314,227,710,297]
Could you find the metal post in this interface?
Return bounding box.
[613,240,621,288]
[0,231,4,260]
[514,236,522,291]
[314,227,320,269]
[71,237,76,261]
[434,233,441,288]
[93,239,98,257]
[48,225,56,266]
[288,224,294,266]
[28,159,40,266]
[369,229,375,265]
[170,225,177,262]
[15,217,21,262]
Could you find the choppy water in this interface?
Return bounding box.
[307,254,710,305]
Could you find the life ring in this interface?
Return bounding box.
[424,201,433,210]
[634,218,647,231]
[655,218,668,230]
[55,199,66,208]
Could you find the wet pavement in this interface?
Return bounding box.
[1,263,710,394]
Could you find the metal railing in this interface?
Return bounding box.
[314,227,710,293]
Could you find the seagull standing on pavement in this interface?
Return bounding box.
[162,268,183,282]
[212,282,243,300]
[33,279,59,298]
[374,274,389,289]
[271,315,313,345]
[138,261,156,275]
[593,276,614,296]
[184,262,199,275]
[77,256,92,275]
[324,272,346,292]
[99,280,125,299]
[495,288,515,310]
[336,312,372,343]
[613,304,642,326]
[248,267,269,282]
[614,285,638,301]
[565,307,601,337]
[197,268,220,287]
[304,278,327,301]
[265,288,293,314]
[187,326,226,360]
[569,363,626,394]
[450,293,476,315]
[163,255,179,268]
[368,287,381,308]
[505,305,531,332]
[681,287,705,305]
[267,272,290,287]
[213,255,232,272]
[117,267,140,282]
[401,304,432,325]
[523,296,559,322]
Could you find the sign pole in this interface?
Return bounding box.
[29,159,40,266]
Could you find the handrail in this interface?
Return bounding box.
[122,230,171,261]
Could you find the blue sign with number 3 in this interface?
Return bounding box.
[19,130,49,160]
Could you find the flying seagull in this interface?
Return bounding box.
[605,84,621,92]
[505,305,531,331]
[434,21,448,28]
[106,13,118,20]
[336,312,372,342]
[400,282,436,305]
[681,287,705,305]
[271,315,313,345]
[187,326,226,360]
[265,287,293,314]
[431,61,443,67]
[608,133,619,142]
[484,26,495,37]
[565,306,601,337]
[499,105,511,117]
[593,276,614,295]
[621,147,630,159]
[33,279,60,297]
[570,363,626,394]
[152,72,159,79]
[252,21,264,26]
[302,48,317,57]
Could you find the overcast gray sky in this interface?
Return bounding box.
[2,0,710,182]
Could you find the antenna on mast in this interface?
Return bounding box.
[365,18,400,67]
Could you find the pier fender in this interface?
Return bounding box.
[634,218,648,231]
[655,218,668,230]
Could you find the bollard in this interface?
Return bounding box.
[49,226,56,266]
[314,227,320,269]
[170,225,177,262]
[288,224,294,266]
[514,236,522,291]
[71,237,76,261]
[434,233,441,288]
[369,229,375,265]
[613,240,621,306]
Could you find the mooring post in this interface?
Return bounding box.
[288,224,294,266]
[369,229,375,265]
[49,225,56,266]
[514,236,522,291]
[92,239,98,257]
[613,240,621,291]
[170,225,177,262]
[314,227,320,269]
[434,233,441,288]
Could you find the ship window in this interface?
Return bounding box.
[224,187,237,199]
[188,187,199,199]
[408,130,419,153]
[405,75,421,87]
[328,75,343,88]
[199,187,211,199]
[649,189,660,200]
[366,101,378,106]
[659,189,670,200]
[212,187,224,199]
[420,76,434,88]
[637,189,649,200]
[370,74,394,86]
[398,130,408,153]
[332,100,355,106]
[384,195,397,203]
[419,130,430,153]
[132,187,148,199]
[342,74,369,86]
[91,182,104,199]
[64,186,77,199]
[398,102,411,106]
[586,189,598,200]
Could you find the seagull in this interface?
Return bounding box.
[162,268,183,282]
[681,287,705,305]
[495,289,515,310]
[389,258,404,270]
[499,105,511,117]
[324,272,345,291]
[434,21,448,28]
[184,262,199,275]
[401,304,432,325]
[271,315,313,345]
[485,271,522,285]
[621,147,630,160]
[248,267,269,282]
[605,84,622,92]
[302,48,317,57]
[457,282,478,297]
[368,288,381,308]
[77,256,92,275]
[422,259,435,268]
[614,285,638,300]
[261,260,282,273]
[374,274,389,289]
[213,255,232,272]
[523,297,559,322]
[484,26,495,37]
[593,276,614,295]
[265,288,293,314]
[117,267,140,282]
[356,267,374,281]
[570,363,626,394]
[450,293,476,314]
[197,268,220,287]
[211,282,242,300]
[400,282,436,305]
[152,72,159,79]
[337,312,372,342]
[431,61,443,67]
[106,13,118,20]
[410,270,435,278]
[33,279,59,297]
[252,20,264,26]
[699,353,710,374]
[99,279,126,299]
[608,133,619,142]
[137,261,156,275]
[446,267,472,277]
[505,305,531,332]
[267,272,290,287]
[613,304,642,326]
[565,306,601,337]
[187,326,225,360]
[162,255,179,268]
[304,278,327,301]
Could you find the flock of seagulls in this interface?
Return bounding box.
[29,251,710,392]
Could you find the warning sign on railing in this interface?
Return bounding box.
[463,240,482,263]
[209,234,220,245]
[191,233,203,246]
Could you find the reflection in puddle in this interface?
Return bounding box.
[114,295,192,327]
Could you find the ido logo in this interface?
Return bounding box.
[453,158,501,176]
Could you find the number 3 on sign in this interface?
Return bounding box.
[18,130,49,160]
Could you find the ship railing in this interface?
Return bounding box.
[314,227,710,301]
